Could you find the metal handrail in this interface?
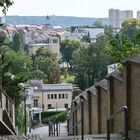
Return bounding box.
[72,96,85,140]
[107,106,128,140]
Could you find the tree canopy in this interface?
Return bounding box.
[60,38,81,68]
[0,0,13,14]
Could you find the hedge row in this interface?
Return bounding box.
[41,112,67,124]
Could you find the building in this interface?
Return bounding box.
[137,11,140,18]
[109,9,133,28]
[28,36,60,59]
[29,80,73,111]
[83,28,104,43]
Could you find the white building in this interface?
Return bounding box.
[109,9,133,28]
[29,80,73,112]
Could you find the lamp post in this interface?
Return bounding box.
[24,89,28,135]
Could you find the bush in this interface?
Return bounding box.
[41,111,67,124]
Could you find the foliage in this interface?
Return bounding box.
[15,104,26,134]
[60,38,81,68]
[104,25,114,36]
[41,111,67,124]
[81,31,91,43]
[33,47,60,83]
[73,35,113,89]
[60,73,75,84]
[121,19,140,45]
[0,0,13,14]
[92,20,104,28]
[109,19,140,64]
[10,32,25,52]
[109,34,139,63]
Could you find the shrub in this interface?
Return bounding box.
[41,111,67,124]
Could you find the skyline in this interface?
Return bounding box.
[2,0,140,18]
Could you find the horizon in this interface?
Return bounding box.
[5,15,108,19]
[4,0,140,18]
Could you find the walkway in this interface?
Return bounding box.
[31,123,67,139]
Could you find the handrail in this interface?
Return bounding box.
[72,96,85,140]
[107,106,128,140]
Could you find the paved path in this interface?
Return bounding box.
[31,123,67,139]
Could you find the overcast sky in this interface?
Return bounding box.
[4,0,140,17]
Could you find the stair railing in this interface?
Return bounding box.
[107,106,128,140]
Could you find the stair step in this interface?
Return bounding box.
[0,134,122,140]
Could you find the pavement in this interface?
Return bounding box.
[31,123,68,139]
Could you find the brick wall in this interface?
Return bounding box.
[99,88,108,133]
[129,62,140,130]
[107,73,126,133]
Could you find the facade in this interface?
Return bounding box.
[28,36,60,59]
[31,82,73,111]
[109,9,133,28]
[137,11,140,18]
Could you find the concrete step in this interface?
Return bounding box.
[0,134,122,140]
[40,133,122,140]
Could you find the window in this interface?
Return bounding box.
[55,94,57,99]
[48,104,52,109]
[51,94,54,99]
[48,94,50,99]
[53,39,58,44]
[65,94,68,99]
[34,99,38,107]
[64,103,68,108]
[59,94,61,99]
[62,94,64,99]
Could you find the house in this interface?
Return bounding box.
[29,80,73,112]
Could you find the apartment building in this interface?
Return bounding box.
[137,11,140,18]
[109,9,133,28]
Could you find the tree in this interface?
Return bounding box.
[104,25,114,36]
[92,20,104,28]
[60,38,81,68]
[73,35,113,89]
[2,46,32,105]
[33,47,60,83]
[82,31,91,43]
[0,0,13,14]
[121,19,140,45]
[109,19,140,64]
[10,32,24,52]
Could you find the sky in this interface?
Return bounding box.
[4,0,140,18]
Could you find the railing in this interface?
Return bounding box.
[1,89,15,123]
[107,106,128,140]
[71,96,85,140]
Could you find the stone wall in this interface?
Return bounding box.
[69,54,140,136]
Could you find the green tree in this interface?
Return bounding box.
[60,38,81,68]
[34,47,60,83]
[109,19,140,64]
[0,0,13,14]
[104,25,114,36]
[73,35,113,89]
[10,32,24,52]
[92,20,104,28]
[2,46,32,105]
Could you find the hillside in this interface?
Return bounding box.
[5,16,109,26]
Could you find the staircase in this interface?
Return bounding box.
[0,134,122,140]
